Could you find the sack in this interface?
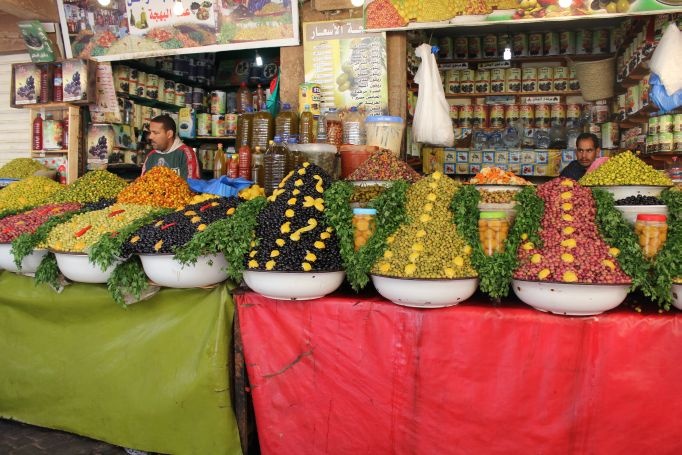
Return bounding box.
[649,73,682,113]
[187,176,253,198]
[412,43,454,147]
[649,23,682,96]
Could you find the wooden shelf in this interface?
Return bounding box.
[618,57,651,89]
[445,91,582,98]
[12,102,83,110]
[438,54,611,65]
[31,149,69,155]
[121,60,212,91]
[116,92,181,112]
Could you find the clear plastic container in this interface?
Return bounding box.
[343,106,365,145]
[478,211,509,256]
[251,103,273,153]
[236,106,253,149]
[291,143,339,179]
[365,115,405,156]
[325,108,343,147]
[236,82,252,114]
[316,111,328,143]
[286,136,304,173]
[299,105,315,144]
[264,136,287,196]
[352,207,377,251]
[634,213,667,258]
[275,103,299,143]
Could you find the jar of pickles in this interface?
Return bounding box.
[634,214,667,258]
[352,208,376,251]
[478,211,509,256]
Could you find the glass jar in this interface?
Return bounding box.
[634,213,667,258]
[352,208,377,251]
[478,211,509,256]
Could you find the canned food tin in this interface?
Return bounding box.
[544,31,559,55]
[136,71,147,97]
[646,134,658,154]
[569,67,580,91]
[648,116,659,135]
[528,33,543,56]
[505,104,520,124]
[658,115,673,133]
[449,104,459,127]
[673,114,682,133]
[146,73,159,99]
[535,104,551,128]
[225,113,238,136]
[211,90,227,114]
[483,34,498,58]
[128,68,139,96]
[459,104,473,128]
[490,69,505,94]
[593,29,610,54]
[163,80,176,104]
[537,67,553,92]
[114,65,130,93]
[460,69,475,94]
[211,114,226,137]
[192,87,205,107]
[520,104,535,126]
[553,67,569,92]
[559,31,575,55]
[157,77,165,99]
[513,33,528,57]
[134,104,143,130]
[567,104,582,124]
[141,106,153,125]
[522,67,537,92]
[576,29,593,54]
[490,105,505,128]
[468,36,482,59]
[175,84,187,106]
[505,68,522,93]
[550,104,566,126]
[454,36,468,59]
[674,132,682,151]
[659,132,674,152]
[473,104,488,129]
[447,70,461,94]
[438,37,453,59]
[197,113,211,137]
[475,70,490,94]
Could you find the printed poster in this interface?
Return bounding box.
[303,20,388,115]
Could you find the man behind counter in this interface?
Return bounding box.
[560,132,600,181]
[141,114,200,180]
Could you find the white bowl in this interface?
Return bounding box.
[243,270,345,300]
[592,185,671,201]
[614,205,668,225]
[371,274,479,308]
[672,284,682,311]
[54,252,120,283]
[139,253,228,288]
[511,279,630,316]
[0,244,46,275]
[474,184,527,192]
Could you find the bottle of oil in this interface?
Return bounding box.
[236,82,252,114]
[250,103,273,153]
[263,136,287,196]
[213,143,226,179]
[299,104,314,144]
[275,103,298,143]
[251,147,265,188]
[236,106,254,149]
[286,136,304,173]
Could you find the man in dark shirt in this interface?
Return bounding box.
[560,132,600,181]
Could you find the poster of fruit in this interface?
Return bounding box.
[57,0,299,61]
[365,0,682,30]
[303,20,388,115]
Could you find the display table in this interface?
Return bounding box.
[236,291,682,454]
[0,272,241,455]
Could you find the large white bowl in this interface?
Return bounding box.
[614,204,669,225]
[0,244,46,275]
[672,284,682,311]
[243,270,345,300]
[591,185,671,201]
[371,274,479,308]
[511,279,630,316]
[139,253,228,288]
[54,252,120,284]
[474,184,527,192]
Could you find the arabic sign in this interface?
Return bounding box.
[57,0,299,62]
[18,21,56,63]
[303,20,388,115]
[364,0,682,30]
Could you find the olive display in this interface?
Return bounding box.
[50,170,128,204]
[123,197,240,255]
[84,198,117,211]
[478,189,517,204]
[0,158,47,179]
[0,202,82,243]
[117,166,194,208]
[579,151,673,186]
[349,185,386,204]
[372,171,477,279]
[246,163,341,272]
[614,195,664,206]
[0,176,63,212]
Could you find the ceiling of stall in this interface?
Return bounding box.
[0,0,59,54]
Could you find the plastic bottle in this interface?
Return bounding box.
[251,148,265,188]
[238,145,251,180]
[325,108,343,147]
[254,84,266,111]
[228,152,239,179]
[299,105,314,144]
[275,103,299,143]
[236,82,252,114]
[236,106,254,149]
[39,66,49,104]
[263,136,287,196]
[251,103,273,153]
[53,63,63,103]
[32,113,43,151]
[213,143,226,179]
[343,106,365,145]
[316,111,327,143]
[286,136,304,173]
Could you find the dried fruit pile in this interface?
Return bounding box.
[513,178,631,284]
[117,166,193,208]
[0,158,47,179]
[346,149,421,183]
[0,202,81,243]
[366,0,407,29]
[0,176,63,212]
[247,163,341,272]
[579,151,673,186]
[47,204,155,253]
[372,171,477,279]
[469,167,531,185]
[50,170,128,203]
[124,197,240,254]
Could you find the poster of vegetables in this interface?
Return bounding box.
[57,0,299,61]
[303,20,388,115]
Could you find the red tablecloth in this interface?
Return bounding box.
[236,292,682,454]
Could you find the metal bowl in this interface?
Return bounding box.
[242,270,345,300]
[511,279,630,316]
[591,185,671,201]
[0,243,46,275]
[139,253,228,288]
[672,284,682,311]
[371,274,479,308]
[614,204,668,225]
[53,252,120,284]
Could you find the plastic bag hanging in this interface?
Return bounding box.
[412,43,455,147]
[650,73,682,113]
[649,23,682,97]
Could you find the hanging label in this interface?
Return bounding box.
[522,96,561,105]
[478,61,511,70]
[438,62,469,71]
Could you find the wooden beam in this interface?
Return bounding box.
[0,0,59,22]
[0,13,25,54]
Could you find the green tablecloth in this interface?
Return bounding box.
[0,272,241,455]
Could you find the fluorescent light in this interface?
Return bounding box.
[558,0,572,7]
[351,0,365,7]
[503,47,511,61]
[255,52,263,67]
[97,0,111,5]
[173,0,184,15]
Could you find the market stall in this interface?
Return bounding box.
[236,290,682,454]
[0,272,241,455]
